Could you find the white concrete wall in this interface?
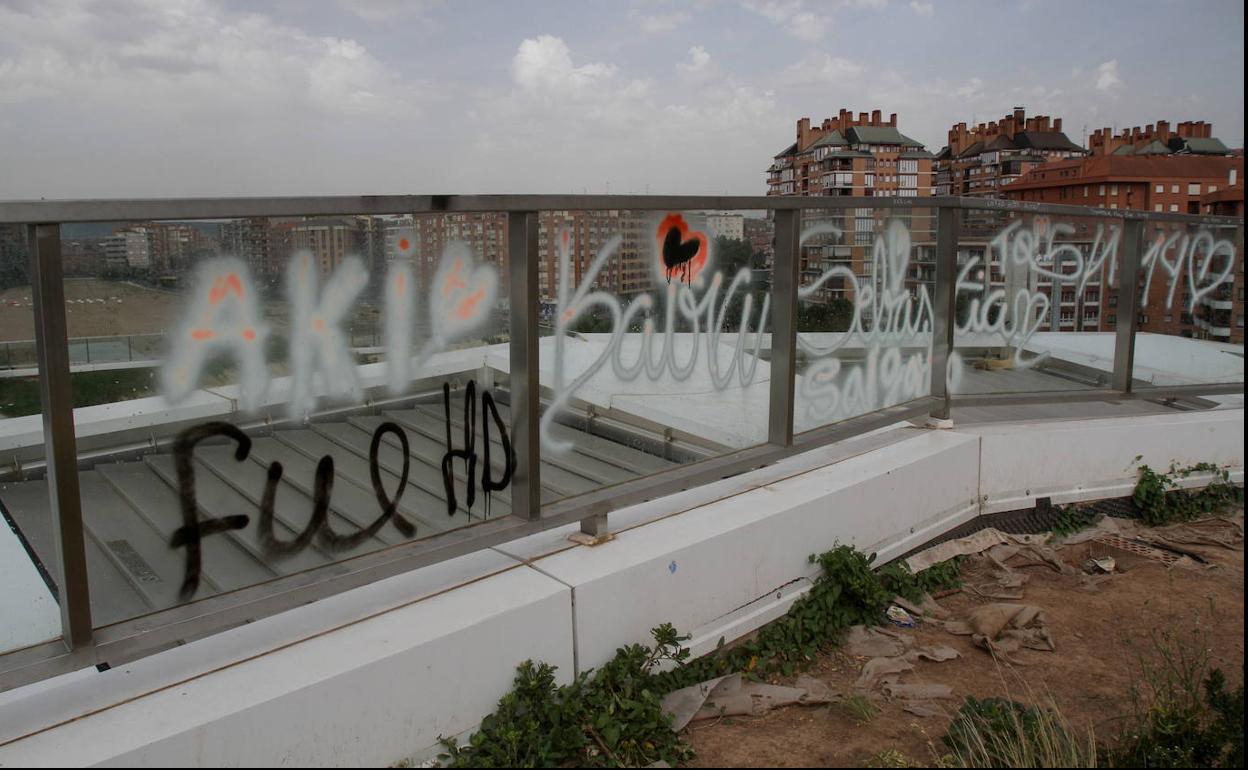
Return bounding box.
[531,428,979,672]
[967,408,1245,514]
[0,408,1242,767]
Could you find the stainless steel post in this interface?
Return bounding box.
[1111,219,1145,393]
[929,206,959,421]
[507,211,541,520]
[767,209,801,446]
[28,223,94,652]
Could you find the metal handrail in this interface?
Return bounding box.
[0,193,1243,692]
[1,193,1243,226]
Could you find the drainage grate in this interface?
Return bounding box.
[1079,496,1141,519]
[896,499,1073,562]
[1091,534,1183,565]
[895,490,1231,566]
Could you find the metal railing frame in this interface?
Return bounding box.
[0,194,1243,691]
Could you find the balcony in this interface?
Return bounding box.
[0,194,1243,764]
[1193,315,1233,338]
[1200,295,1235,311]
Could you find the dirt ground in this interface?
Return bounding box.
[0,278,184,340]
[684,522,1245,768]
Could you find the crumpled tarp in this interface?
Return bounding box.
[938,602,1055,661]
[844,623,960,717]
[1060,511,1242,546]
[659,673,838,732]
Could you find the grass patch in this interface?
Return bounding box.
[839,692,879,725]
[0,368,159,417]
[865,748,919,767]
[943,695,1098,768]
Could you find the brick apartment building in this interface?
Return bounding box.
[379,210,657,307]
[766,109,935,302]
[706,212,745,241]
[535,210,656,304]
[1004,144,1244,344]
[744,217,775,265]
[935,108,1088,198]
[1087,119,1231,157]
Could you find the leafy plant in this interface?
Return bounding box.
[1132,462,1241,527]
[1113,624,1244,768]
[440,624,694,768]
[879,556,964,603]
[1050,504,1099,538]
[441,546,965,767]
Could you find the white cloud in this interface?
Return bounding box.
[778,52,863,86]
[0,0,453,198]
[337,0,443,23]
[678,45,713,76]
[469,35,782,196]
[909,1,935,17]
[741,0,830,42]
[955,76,984,100]
[0,0,426,116]
[1094,59,1122,92]
[512,35,619,92]
[632,10,691,33]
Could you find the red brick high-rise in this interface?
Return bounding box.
[1004,151,1244,344]
[936,108,1087,198]
[765,109,935,302]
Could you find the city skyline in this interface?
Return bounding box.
[0,0,1244,200]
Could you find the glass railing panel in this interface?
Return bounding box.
[0,223,62,653]
[795,204,936,431]
[537,209,775,502]
[951,209,1123,395]
[1131,220,1243,388]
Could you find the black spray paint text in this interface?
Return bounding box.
[171,380,515,601]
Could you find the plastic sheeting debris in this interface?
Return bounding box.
[660,673,837,732]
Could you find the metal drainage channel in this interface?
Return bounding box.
[896,491,1242,566]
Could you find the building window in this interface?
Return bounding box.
[1169,204,1178,212]
[1083,186,1089,197]
[1155,184,1164,193]
[1098,184,1106,195]
[1110,184,1118,195]
[1171,184,1180,193]
[1188,183,1201,195]
[1154,204,1163,212]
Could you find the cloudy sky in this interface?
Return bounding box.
[1,0,1243,199]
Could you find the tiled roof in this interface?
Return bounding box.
[845,125,925,147]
